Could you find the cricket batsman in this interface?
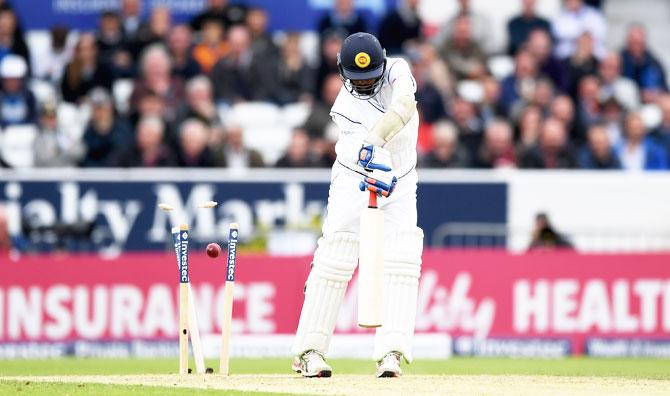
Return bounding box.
[292,32,423,378]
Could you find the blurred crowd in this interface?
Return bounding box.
[0,0,668,171]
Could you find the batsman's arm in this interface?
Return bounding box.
[365,59,417,147]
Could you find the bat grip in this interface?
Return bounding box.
[368,190,378,209]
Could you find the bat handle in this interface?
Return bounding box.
[368,190,378,209]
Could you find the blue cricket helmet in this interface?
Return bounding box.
[337,32,387,99]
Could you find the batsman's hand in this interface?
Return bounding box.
[357,144,397,197]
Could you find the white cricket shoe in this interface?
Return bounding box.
[292,350,332,378]
[376,351,403,378]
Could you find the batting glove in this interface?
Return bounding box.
[357,144,397,197]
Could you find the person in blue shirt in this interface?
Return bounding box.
[615,112,668,171]
[0,54,36,127]
[621,25,668,103]
[507,0,551,55]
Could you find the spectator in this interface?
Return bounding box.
[598,52,639,111]
[80,88,133,167]
[520,118,576,168]
[276,128,330,168]
[549,94,579,141]
[211,25,275,103]
[191,0,247,32]
[175,76,220,128]
[96,11,134,79]
[193,19,228,74]
[507,0,551,55]
[33,101,84,167]
[0,55,36,127]
[378,0,421,55]
[577,123,620,169]
[212,125,264,168]
[134,6,171,55]
[651,95,670,156]
[246,7,278,60]
[615,112,668,171]
[130,44,185,122]
[315,29,345,96]
[518,77,554,118]
[438,15,487,80]
[529,213,573,250]
[621,24,668,103]
[273,33,315,104]
[479,76,505,126]
[420,121,470,168]
[0,7,30,70]
[517,105,543,150]
[451,96,483,157]
[433,0,491,53]
[599,96,624,146]
[176,118,216,167]
[121,0,143,40]
[113,115,174,167]
[168,24,201,80]
[551,0,606,59]
[525,28,566,92]
[574,75,601,142]
[474,119,517,168]
[500,50,538,115]
[410,42,451,123]
[564,32,598,96]
[34,25,73,83]
[302,73,341,140]
[60,33,113,103]
[317,0,366,40]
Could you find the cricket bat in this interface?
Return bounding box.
[177,224,190,374]
[220,223,239,375]
[358,191,384,328]
[171,227,206,374]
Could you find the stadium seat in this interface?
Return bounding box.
[281,102,311,128]
[30,78,57,104]
[488,55,515,80]
[457,80,484,103]
[113,79,135,114]
[229,102,281,128]
[640,103,662,129]
[0,124,38,168]
[57,102,87,141]
[25,30,51,78]
[242,125,292,165]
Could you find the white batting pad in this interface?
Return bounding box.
[292,232,359,356]
[374,227,424,362]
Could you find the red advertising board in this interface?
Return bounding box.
[1,251,669,355]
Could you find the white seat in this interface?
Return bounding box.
[0,124,38,168]
[281,102,311,128]
[488,55,515,80]
[112,79,134,114]
[457,80,484,103]
[229,102,280,128]
[29,79,57,104]
[57,102,87,141]
[640,104,662,129]
[242,126,292,165]
[25,30,52,79]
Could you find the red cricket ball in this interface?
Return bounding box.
[206,243,221,258]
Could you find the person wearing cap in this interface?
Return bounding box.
[292,32,422,379]
[0,54,36,127]
[33,101,84,167]
[80,87,133,167]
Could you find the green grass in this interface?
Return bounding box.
[0,381,285,396]
[1,357,669,379]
